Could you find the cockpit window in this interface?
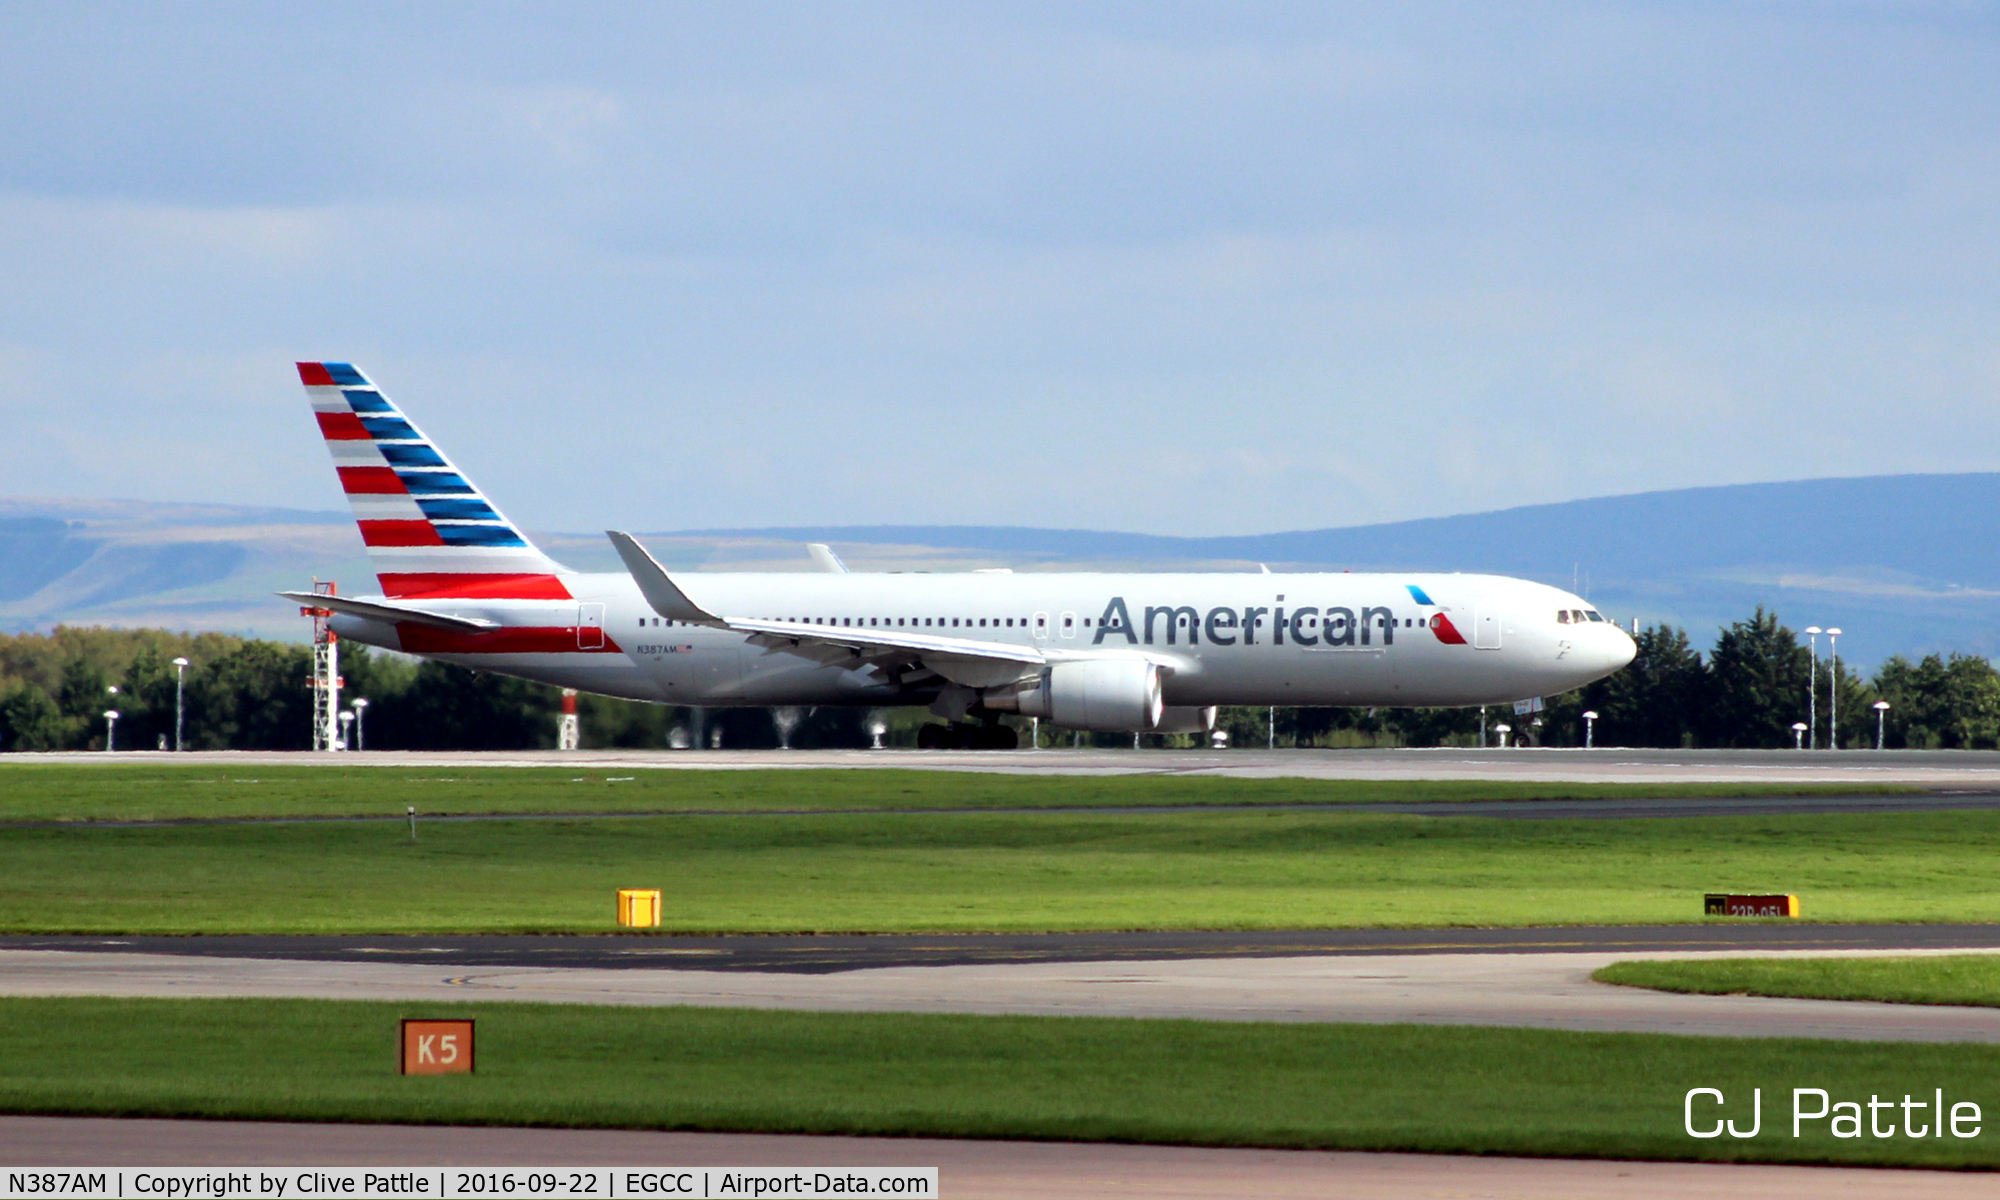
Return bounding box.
[1584,610,1604,622]
[1557,610,1571,624]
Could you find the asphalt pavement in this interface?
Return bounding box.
[14,790,2000,831]
[31,746,2000,787]
[9,922,2000,974]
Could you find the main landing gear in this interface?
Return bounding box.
[916,722,1020,750]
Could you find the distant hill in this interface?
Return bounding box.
[3,474,1993,668]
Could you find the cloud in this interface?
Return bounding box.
[0,3,1995,535]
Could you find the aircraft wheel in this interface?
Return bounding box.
[973,725,1019,750]
[916,724,944,750]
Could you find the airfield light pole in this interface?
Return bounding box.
[351,697,368,751]
[171,657,189,751]
[1582,710,1598,750]
[1873,700,1890,750]
[337,709,353,751]
[103,710,120,752]
[1268,706,1276,750]
[1804,627,1821,750]
[1791,721,1808,750]
[1494,722,1512,749]
[1826,628,1842,748]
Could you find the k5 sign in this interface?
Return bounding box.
[400,1019,474,1075]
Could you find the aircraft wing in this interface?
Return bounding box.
[725,616,1045,665]
[606,531,1046,681]
[275,590,499,632]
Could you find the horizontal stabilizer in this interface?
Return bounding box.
[276,590,499,632]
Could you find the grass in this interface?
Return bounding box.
[1597,955,2000,1008]
[0,762,1916,824]
[6,807,2000,934]
[0,996,1993,1168]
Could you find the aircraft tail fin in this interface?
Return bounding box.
[297,361,572,600]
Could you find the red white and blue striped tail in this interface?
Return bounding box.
[298,361,573,600]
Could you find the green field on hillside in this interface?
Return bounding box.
[4,806,1998,933]
[0,762,1908,823]
[0,997,1991,1168]
[1598,954,2000,1008]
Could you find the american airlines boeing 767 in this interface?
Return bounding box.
[284,362,1635,747]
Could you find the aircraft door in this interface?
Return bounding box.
[577,603,606,650]
[1032,611,1050,645]
[1473,608,1502,650]
[1059,611,1077,641]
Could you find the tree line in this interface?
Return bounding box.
[2,608,1995,752]
[1233,607,2000,750]
[0,627,878,752]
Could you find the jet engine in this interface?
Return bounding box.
[985,660,1166,732]
[1153,705,1219,734]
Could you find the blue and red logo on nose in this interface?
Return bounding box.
[1406,584,1468,645]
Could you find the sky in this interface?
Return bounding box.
[1,1,1997,537]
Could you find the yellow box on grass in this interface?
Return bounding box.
[617,888,661,927]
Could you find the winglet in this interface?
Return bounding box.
[807,543,848,573]
[606,531,723,625]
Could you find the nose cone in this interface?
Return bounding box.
[1604,626,1637,673]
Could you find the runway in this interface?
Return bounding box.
[4,1117,1988,1200]
[33,745,2000,786]
[6,942,1998,1042]
[10,923,2000,973]
[18,791,2000,828]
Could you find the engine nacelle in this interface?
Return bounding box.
[1153,705,1218,734]
[990,660,1165,732]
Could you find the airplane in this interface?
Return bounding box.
[283,361,1636,749]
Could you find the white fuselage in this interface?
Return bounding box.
[331,569,1636,711]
